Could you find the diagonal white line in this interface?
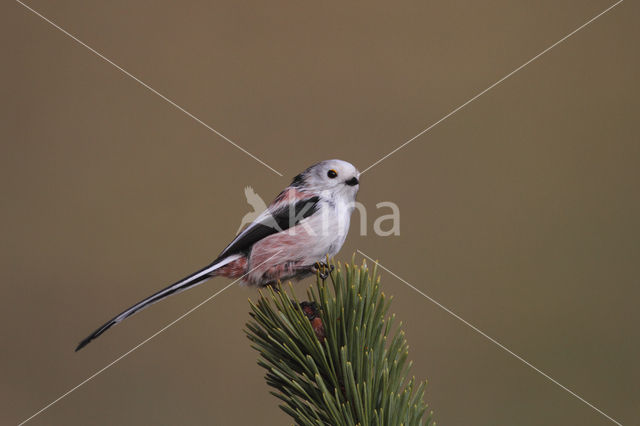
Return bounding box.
[17,250,282,426]
[357,250,623,426]
[360,0,623,175]
[15,0,283,177]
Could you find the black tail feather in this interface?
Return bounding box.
[75,261,221,351]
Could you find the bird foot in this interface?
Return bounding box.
[313,261,334,281]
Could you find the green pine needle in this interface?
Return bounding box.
[246,257,434,426]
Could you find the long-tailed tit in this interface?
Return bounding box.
[76,159,360,351]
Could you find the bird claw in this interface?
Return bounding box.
[313,261,334,281]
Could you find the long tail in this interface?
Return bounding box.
[75,255,241,351]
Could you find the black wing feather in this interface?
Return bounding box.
[218,196,319,259]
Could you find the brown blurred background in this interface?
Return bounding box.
[2,0,638,424]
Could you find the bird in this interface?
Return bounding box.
[75,159,360,351]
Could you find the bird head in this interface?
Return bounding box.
[291,159,360,200]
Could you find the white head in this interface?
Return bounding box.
[291,159,360,200]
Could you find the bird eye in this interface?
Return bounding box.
[327,169,338,179]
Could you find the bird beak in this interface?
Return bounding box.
[345,177,359,186]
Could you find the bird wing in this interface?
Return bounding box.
[217,188,319,259]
